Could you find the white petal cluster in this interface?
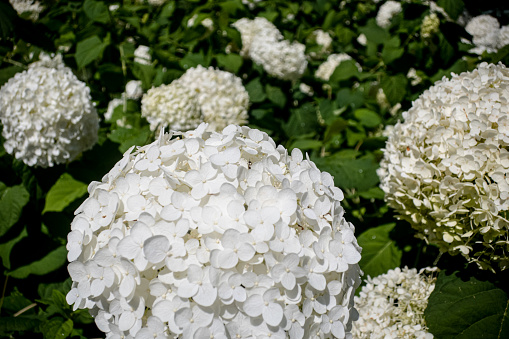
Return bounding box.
[233,17,307,81]
[134,45,152,65]
[352,267,436,339]
[9,0,44,21]
[66,123,362,339]
[378,63,509,271]
[141,65,249,132]
[421,13,440,39]
[464,15,509,54]
[316,54,360,82]
[0,54,99,167]
[125,80,143,100]
[376,1,402,29]
[310,30,333,57]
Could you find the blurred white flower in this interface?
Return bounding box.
[142,65,249,132]
[378,62,509,271]
[352,267,436,339]
[299,83,314,96]
[421,13,440,38]
[0,54,99,167]
[67,123,362,338]
[465,15,500,54]
[376,1,402,28]
[134,45,152,65]
[9,0,44,20]
[357,33,367,46]
[407,68,422,86]
[125,80,143,100]
[233,17,307,81]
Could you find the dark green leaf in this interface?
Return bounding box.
[358,187,386,200]
[109,126,151,153]
[0,227,27,269]
[38,280,72,301]
[313,153,379,192]
[0,2,15,39]
[380,74,408,106]
[358,19,389,45]
[354,109,382,128]
[335,88,365,109]
[426,271,509,338]
[289,139,322,152]
[265,84,287,108]
[437,0,464,20]
[83,0,109,24]
[0,66,24,87]
[179,52,208,69]
[75,35,108,69]
[41,318,73,339]
[382,37,404,65]
[0,316,40,333]
[329,60,361,83]
[7,246,67,279]
[0,185,30,237]
[283,103,319,137]
[43,174,87,214]
[216,53,243,73]
[324,118,348,143]
[245,78,266,103]
[357,223,402,278]
[133,63,156,89]
[1,290,33,314]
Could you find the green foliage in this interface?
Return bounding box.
[7,245,67,279]
[43,174,87,214]
[0,184,29,237]
[425,271,509,338]
[75,35,109,69]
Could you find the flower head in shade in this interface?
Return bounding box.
[0,54,99,167]
[352,267,436,339]
[376,1,402,28]
[9,0,44,21]
[378,62,509,271]
[141,66,249,132]
[66,123,362,338]
[134,45,152,65]
[233,17,307,81]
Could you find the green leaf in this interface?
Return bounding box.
[216,54,243,73]
[0,66,24,87]
[425,271,509,338]
[0,185,30,237]
[0,227,27,269]
[288,139,322,152]
[329,60,361,83]
[245,78,266,103]
[75,35,108,69]
[109,126,151,153]
[437,0,464,20]
[357,223,402,278]
[7,245,67,279]
[41,318,73,339]
[313,153,379,192]
[43,174,87,214]
[133,63,156,89]
[0,2,15,39]
[265,84,287,108]
[380,74,408,106]
[0,316,40,333]
[83,0,109,24]
[358,19,389,45]
[283,103,319,137]
[382,37,404,65]
[179,52,207,69]
[354,109,382,128]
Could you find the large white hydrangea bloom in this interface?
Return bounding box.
[141,66,249,133]
[376,1,402,29]
[352,267,436,339]
[9,0,44,21]
[465,15,501,54]
[0,54,99,167]
[66,123,362,338]
[233,17,307,81]
[378,63,509,271]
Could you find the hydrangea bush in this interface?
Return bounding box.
[0,54,99,167]
[378,62,509,271]
[66,124,362,338]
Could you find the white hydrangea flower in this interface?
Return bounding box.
[299,83,314,96]
[9,0,44,21]
[316,54,361,82]
[0,54,99,167]
[134,45,152,65]
[407,68,423,86]
[378,63,509,271]
[421,13,440,38]
[498,26,509,49]
[66,123,362,338]
[465,15,500,54]
[125,80,143,100]
[352,267,436,339]
[233,17,307,81]
[357,33,367,46]
[310,29,333,57]
[142,65,249,132]
[376,1,402,28]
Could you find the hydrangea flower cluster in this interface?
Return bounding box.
[134,45,152,65]
[465,15,509,54]
[233,17,307,81]
[352,267,436,339]
[141,65,249,132]
[9,0,44,21]
[0,54,99,167]
[378,63,509,271]
[309,30,333,58]
[66,123,362,338]
[376,1,402,29]
[421,13,440,38]
[315,54,360,82]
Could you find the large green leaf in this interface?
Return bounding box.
[75,35,109,69]
[41,318,73,339]
[354,108,382,128]
[437,0,464,20]
[283,103,319,137]
[43,174,87,214]
[83,0,109,24]
[382,37,404,65]
[357,223,402,278]
[216,53,243,73]
[313,153,379,192]
[0,316,40,333]
[0,227,27,269]
[109,126,151,153]
[425,271,509,338]
[266,84,286,108]
[380,74,408,106]
[0,184,30,237]
[7,245,67,279]
[245,78,267,103]
[329,60,361,83]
